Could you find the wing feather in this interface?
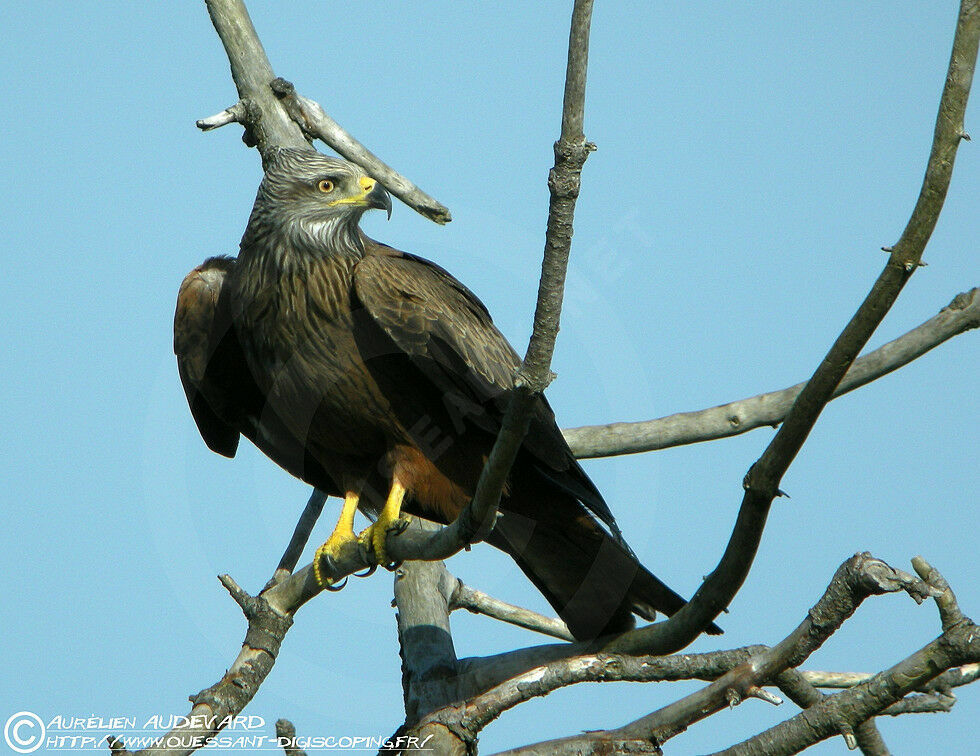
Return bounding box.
[353,244,620,532]
[353,249,520,403]
[174,257,241,457]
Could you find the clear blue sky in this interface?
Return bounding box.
[1,2,976,754]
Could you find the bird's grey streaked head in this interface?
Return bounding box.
[262,148,391,219]
[243,148,391,255]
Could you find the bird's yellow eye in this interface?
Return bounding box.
[317,179,335,193]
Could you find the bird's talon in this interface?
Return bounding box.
[313,533,354,589]
[354,564,377,578]
[323,576,348,592]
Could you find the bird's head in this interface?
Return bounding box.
[245,148,392,254]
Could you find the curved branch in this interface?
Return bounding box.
[563,287,980,458]
[594,0,979,656]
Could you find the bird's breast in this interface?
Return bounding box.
[233,254,398,458]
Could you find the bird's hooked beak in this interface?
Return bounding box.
[329,176,392,219]
[367,178,393,219]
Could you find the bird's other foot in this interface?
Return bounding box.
[359,514,411,570]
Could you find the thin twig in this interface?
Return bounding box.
[196,102,245,131]
[261,488,327,591]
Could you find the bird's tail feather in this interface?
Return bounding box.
[488,495,722,641]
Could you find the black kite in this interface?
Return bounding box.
[175,148,718,640]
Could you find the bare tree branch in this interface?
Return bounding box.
[563,287,979,458]
[481,554,941,754]
[802,663,980,691]
[200,0,451,223]
[202,0,309,161]
[708,564,979,756]
[262,488,327,590]
[110,574,293,755]
[449,646,966,744]
[449,580,575,642]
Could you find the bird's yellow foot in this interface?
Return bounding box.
[359,511,411,570]
[313,490,361,589]
[313,531,359,589]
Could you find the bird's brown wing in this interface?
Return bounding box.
[352,245,722,638]
[174,257,241,458]
[354,248,520,400]
[352,243,618,532]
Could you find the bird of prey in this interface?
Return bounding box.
[175,147,719,640]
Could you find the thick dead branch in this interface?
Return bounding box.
[438,648,767,739]
[563,287,979,458]
[392,520,467,754]
[202,0,309,162]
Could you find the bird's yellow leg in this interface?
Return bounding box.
[359,479,411,569]
[314,490,360,588]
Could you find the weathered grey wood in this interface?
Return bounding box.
[563,288,979,459]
